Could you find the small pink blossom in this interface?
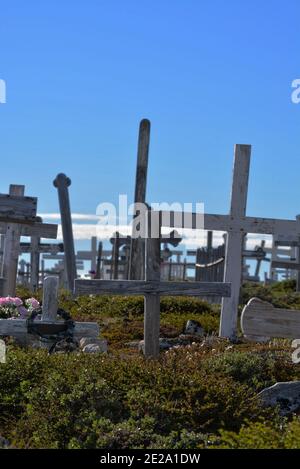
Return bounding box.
[12,297,23,307]
[26,298,40,310]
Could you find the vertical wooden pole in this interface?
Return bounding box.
[91,236,97,272]
[53,174,77,292]
[144,210,161,358]
[219,144,251,339]
[30,236,40,292]
[95,241,103,279]
[30,217,42,293]
[112,233,120,280]
[2,185,24,296]
[41,276,59,321]
[207,231,213,282]
[254,240,265,279]
[129,119,151,280]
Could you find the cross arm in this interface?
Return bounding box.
[0,319,99,339]
[0,221,58,239]
[75,279,231,297]
[159,211,300,235]
[0,194,37,220]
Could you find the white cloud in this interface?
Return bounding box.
[39,213,104,221]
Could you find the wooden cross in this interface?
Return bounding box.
[129,119,150,280]
[53,173,77,292]
[0,276,99,347]
[0,185,58,296]
[75,211,231,358]
[157,144,300,339]
[77,236,98,272]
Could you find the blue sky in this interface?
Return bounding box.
[0,1,300,257]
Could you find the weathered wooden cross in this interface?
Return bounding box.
[75,211,231,358]
[0,185,58,296]
[158,144,300,339]
[77,236,98,272]
[0,276,99,347]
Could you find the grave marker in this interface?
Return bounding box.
[53,173,77,292]
[75,211,231,358]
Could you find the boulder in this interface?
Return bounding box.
[257,381,300,415]
[82,339,107,354]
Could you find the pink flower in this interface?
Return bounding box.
[12,297,23,307]
[0,298,9,306]
[26,298,40,310]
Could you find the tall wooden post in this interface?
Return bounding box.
[2,185,24,296]
[144,210,161,358]
[129,119,151,280]
[207,231,213,282]
[91,236,97,272]
[95,241,103,279]
[30,216,42,292]
[112,233,120,280]
[53,174,77,292]
[220,145,251,339]
[30,236,40,292]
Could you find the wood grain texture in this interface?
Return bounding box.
[53,173,77,291]
[0,222,58,239]
[41,276,59,321]
[20,242,63,254]
[0,319,99,339]
[30,236,40,291]
[129,119,150,280]
[271,260,300,271]
[220,145,251,339]
[75,279,231,296]
[159,211,300,235]
[1,185,25,296]
[144,210,161,358]
[0,193,37,220]
[241,297,300,339]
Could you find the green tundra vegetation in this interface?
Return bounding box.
[0,280,300,449]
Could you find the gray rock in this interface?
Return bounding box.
[82,339,107,353]
[184,320,204,337]
[80,337,102,348]
[257,381,300,415]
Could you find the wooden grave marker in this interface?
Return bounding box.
[158,144,300,339]
[241,297,300,340]
[75,211,231,358]
[0,276,99,347]
[53,173,77,292]
[0,185,58,296]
